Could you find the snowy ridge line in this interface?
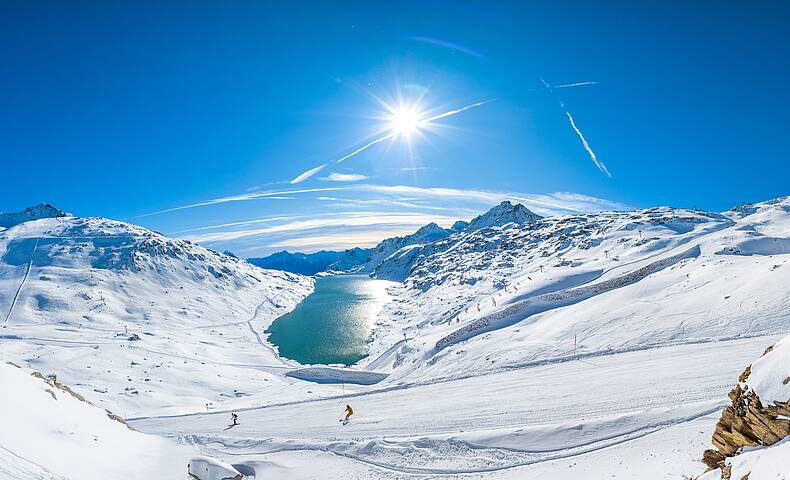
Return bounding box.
[184,403,724,475]
[4,236,38,323]
[435,245,701,350]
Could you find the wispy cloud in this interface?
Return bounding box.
[320,172,369,182]
[290,163,331,184]
[183,212,459,244]
[138,183,629,256]
[133,187,345,218]
[264,228,433,251]
[138,183,627,219]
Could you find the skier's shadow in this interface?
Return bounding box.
[223,424,239,431]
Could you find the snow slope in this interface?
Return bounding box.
[359,198,790,387]
[0,361,194,480]
[131,335,780,478]
[0,213,314,416]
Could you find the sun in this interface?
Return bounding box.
[388,106,423,137]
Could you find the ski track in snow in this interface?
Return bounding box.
[4,236,38,323]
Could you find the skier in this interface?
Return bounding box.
[342,404,353,424]
[231,412,238,426]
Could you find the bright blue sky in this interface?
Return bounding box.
[2,2,789,256]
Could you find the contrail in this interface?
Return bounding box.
[335,133,396,164]
[554,81,598,89]
[290,163,330,184]
[291,99,493,184]
[290,133,395,184]
[563,109,611,177]
[403,35,485,59]
[422,99,494,123]
[133,187,345,218]
[539,78,611,177]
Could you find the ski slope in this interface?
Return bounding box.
[131,335,779,478]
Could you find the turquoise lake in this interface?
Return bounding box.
[265,275,393,365]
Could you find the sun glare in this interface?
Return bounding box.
[388,106,422,136]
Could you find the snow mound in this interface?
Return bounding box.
[0,361,193,480]
[188,456,244,480]
[746,334,790,406]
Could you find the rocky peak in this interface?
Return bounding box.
[465,201,542,232]
[0,203,70,228]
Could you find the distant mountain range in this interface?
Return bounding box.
[247,201,541,277]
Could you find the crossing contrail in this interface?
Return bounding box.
[540,78,611,177]
[554,81,599,89]
[290,99,493,184]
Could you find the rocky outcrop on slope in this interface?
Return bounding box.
[700,339,790,479]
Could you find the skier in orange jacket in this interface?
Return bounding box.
[343,404,353,424]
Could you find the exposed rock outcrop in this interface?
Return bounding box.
[700,342,790,478]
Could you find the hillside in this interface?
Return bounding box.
[0,210,314,416]
[0,360,193,480]
[359,197,790,384]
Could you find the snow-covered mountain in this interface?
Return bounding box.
[0,208,314,416]
[248,220,459,275]
[4,197,790,479]
[360,197,790,386]
[248,201,541,278]
[0,203,69,228]
[248,249,343,275]
[464,200,542,232]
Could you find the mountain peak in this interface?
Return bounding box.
[0,203,70,228]
[465,201,542,232]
